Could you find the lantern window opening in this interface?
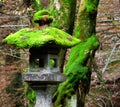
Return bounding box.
[39,58,44,68]
[48,54,59,70]
[50,58,57,69]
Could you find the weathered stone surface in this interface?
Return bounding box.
[22,72,66,84]
[34,85,56,107]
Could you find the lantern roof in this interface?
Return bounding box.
[4,26,81,48]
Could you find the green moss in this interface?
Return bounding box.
[27,0,42,11]
[27,87,36,100]
[5,27,80,48]
[35,0,42,10]
[65,35,99,73]
[49,9,63,28]
[48,1,72,31]
[62,0,69,3]
[34,10,50,16]
[85,0,99,12]
[74,8,97,41]
[86,1,96,12]
[33,10,53,23]
[53,79,74,107]
[53,35,99,106]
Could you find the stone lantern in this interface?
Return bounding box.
[4,10,81,107]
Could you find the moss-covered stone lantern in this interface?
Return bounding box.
[4,10,81,107]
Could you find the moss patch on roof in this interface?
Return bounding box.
[5,27,81,48]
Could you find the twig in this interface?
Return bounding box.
[102,43,120,75]
[0,25,28,27]
[97,19,120,23]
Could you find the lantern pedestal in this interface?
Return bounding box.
[23,72,66,107]
[32,85,56,107]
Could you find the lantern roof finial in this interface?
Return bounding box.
[33,10,53,26]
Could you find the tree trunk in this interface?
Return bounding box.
[74,1,100,107]
[53,0,100,107]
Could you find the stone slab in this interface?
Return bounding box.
[22,72,66,84]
